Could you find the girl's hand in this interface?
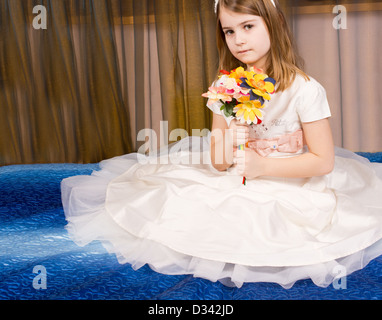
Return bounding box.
[234,147,266,179]
[228,119,249,148]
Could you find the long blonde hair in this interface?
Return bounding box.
[216,0,309,91]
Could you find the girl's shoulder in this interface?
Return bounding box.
[287,73,327,98]
[287,74,331,123]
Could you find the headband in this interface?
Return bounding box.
[214,0,276,13]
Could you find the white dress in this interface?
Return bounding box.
[61,75,382,289]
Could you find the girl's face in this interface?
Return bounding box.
[219,7,271,71]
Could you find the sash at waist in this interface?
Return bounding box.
[247,129,303,157]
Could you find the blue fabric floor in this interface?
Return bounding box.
[1,153,382,300]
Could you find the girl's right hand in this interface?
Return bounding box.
[228,119,249,148]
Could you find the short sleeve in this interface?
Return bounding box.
[205,78,224,115]
[206,99,233,127]
[296,78,331,123]
[206,99,223,115]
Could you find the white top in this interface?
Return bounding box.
[207,74,332,157]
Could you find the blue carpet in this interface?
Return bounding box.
[1,153,382,300]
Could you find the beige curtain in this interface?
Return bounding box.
[1,0,381,166]
[290,0,382,152]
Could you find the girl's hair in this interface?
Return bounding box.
[216,0,309,91]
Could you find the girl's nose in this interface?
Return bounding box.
[235,32,247,46]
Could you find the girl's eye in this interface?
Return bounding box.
[225,30,234,36]
[244,24,254,30]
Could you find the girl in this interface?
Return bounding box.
[62,0,382,289]
[211,0,334,180]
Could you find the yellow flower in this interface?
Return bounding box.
[234,96,264,125]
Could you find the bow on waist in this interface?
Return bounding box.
[247,129,303,157]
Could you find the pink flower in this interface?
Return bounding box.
[202,86,233,106]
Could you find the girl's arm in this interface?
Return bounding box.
[210,114,233,171]
[236,118,335,178]
[210,113,249,171]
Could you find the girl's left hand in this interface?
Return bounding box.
[234,147,265,179]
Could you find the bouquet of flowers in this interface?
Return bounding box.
[202,66,276,185]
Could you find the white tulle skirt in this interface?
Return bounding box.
[61,135,382,288]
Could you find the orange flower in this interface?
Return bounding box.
[228,67,247,84]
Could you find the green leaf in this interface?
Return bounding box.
[224,104,234,118]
